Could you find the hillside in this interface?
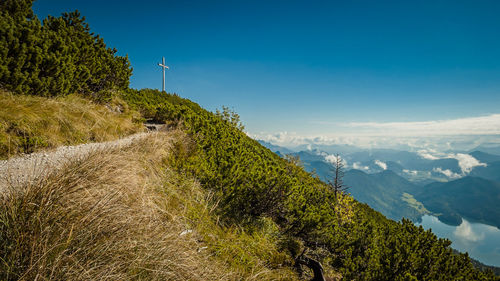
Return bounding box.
[469,151,500,164]
[344,169,425,222]
[0,90,142,159]
[471,145,500,156]
[1,2,499,279]
[265,148,429,223]
[257,140,295,155]
[1,132,296,280]
[118,88,499,280]
[470,161,500,182]
[3,89,498,280]
[415,176,500,228]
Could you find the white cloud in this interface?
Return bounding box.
[374,160,387,170]
[344,114,500,136]
[417,149,440,160]
[403,169,419,176]
[315,150,328,157]
[251,131,500,153]
[352,162,370,171]
[454,220,485,242]
[433,167,461,179]
[250,115,500,152]
[418,150,487,175]
[449,153,487,174]
[324,154,337,164]
[324,154,348,167]
[252,131,307,147]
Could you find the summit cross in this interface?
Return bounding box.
[158,57,169,92]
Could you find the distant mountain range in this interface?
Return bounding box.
[344,169,424,221]
[258,140,500,229]
[470,145,500,157]
[257,140,294,155]
[415,176,500,228]
[470,161,500,182]
[470,150,500,164]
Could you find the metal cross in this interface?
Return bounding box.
[158,57,169,92]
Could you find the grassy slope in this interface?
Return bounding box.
[1,88,498,280]
[120,89,499,280]
[0,131,297,280]
[0,90,142,159]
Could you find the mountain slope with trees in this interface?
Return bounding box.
[120,88,498,280]
[415,177,500,227]
[344,169,425,222]
[0,1,498,279]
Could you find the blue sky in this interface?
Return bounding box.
[33,0,500,145]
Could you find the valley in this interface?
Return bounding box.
[260,141,500,267]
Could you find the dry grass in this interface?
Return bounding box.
[168,176,298,281]
[0,131,298,280]
[0,90,143,159]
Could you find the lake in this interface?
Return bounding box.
[417,215,500,267]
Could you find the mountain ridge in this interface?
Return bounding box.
[1,1,498,278]
[416,176,500,228]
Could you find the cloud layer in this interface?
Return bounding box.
[418,149,487,175]
[452,153,488,174]
[433,167,462,179]
[344,114,500,136]
[374,160,387,170]
[250,114,500,151]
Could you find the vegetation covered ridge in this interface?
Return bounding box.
[120,88,500,280]
[0,0,131,96]
[0,0,498,279]
[0,131,296,280]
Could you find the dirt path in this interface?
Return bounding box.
[0,132,153,192]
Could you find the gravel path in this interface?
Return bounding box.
[0,132,152,192]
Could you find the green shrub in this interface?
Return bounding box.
[0,0,131,97]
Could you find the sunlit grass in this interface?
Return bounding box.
[0,131,298,280]
[0,90,143,159]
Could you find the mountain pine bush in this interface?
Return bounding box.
[0,0,131,96]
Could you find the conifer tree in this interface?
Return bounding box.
[328,153,348,201]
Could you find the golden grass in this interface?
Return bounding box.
[0,131,298,280]
[0,91,143,159]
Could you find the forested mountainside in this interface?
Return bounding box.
[1,1,498,279]
[267,145,500,233]
[120,88,500,280]
[415,176,500,227]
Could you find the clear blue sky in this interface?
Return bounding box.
[33,0,500,140]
